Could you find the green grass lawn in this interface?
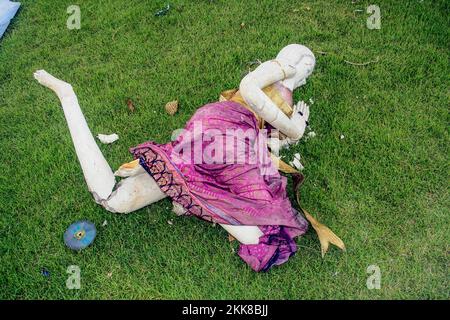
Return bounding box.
[0,0,448,299]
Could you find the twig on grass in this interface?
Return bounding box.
[314,48,380,67]
[344,56,379,66]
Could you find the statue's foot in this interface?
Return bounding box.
[33,70,71,94]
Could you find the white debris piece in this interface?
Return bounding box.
[167,219,174,225]
[307,131,316,138]
[267,137,290,154]
[102,220,108,227]
[172,201,186,216]
[293,158,304,171]
[309,97,314,105]
[289,155,304,171]
[97,133,119,144]
[340,134,345,140]
[267,137,280,154]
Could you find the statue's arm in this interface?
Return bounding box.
[239,61,304,140]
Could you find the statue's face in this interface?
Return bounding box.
[276,44,316,90]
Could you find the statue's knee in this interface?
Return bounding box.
[100,174,165,214]
[101,196,130,214]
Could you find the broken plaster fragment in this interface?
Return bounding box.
[97,133,119,144]
[267,137,290,154]
[289,157,304,171]
[172,201,186,216]
[155,4,170,16]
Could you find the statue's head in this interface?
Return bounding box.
[276,44,315,90]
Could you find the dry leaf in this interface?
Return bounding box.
[126,98,135,112]
[294,185,345,257]
[302,208,346,257]
[240,22,245,28]
[165,100,178,115]
[228,234,236,242]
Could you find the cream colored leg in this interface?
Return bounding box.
[33,70,115,202]
[102,173,166,213]
[33,70,166,213]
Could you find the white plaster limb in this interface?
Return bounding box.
[34,70,116,202]
[239,44,315,140]
[102,172,166,213]
[288,100,310,143]
[33,70,166,213]
[220,224,263,245]
[240,62,300,139]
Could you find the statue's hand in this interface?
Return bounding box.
[289,101,310,142]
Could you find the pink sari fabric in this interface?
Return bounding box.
[130,101,308,271]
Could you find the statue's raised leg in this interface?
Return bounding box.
[33,70,166,213]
